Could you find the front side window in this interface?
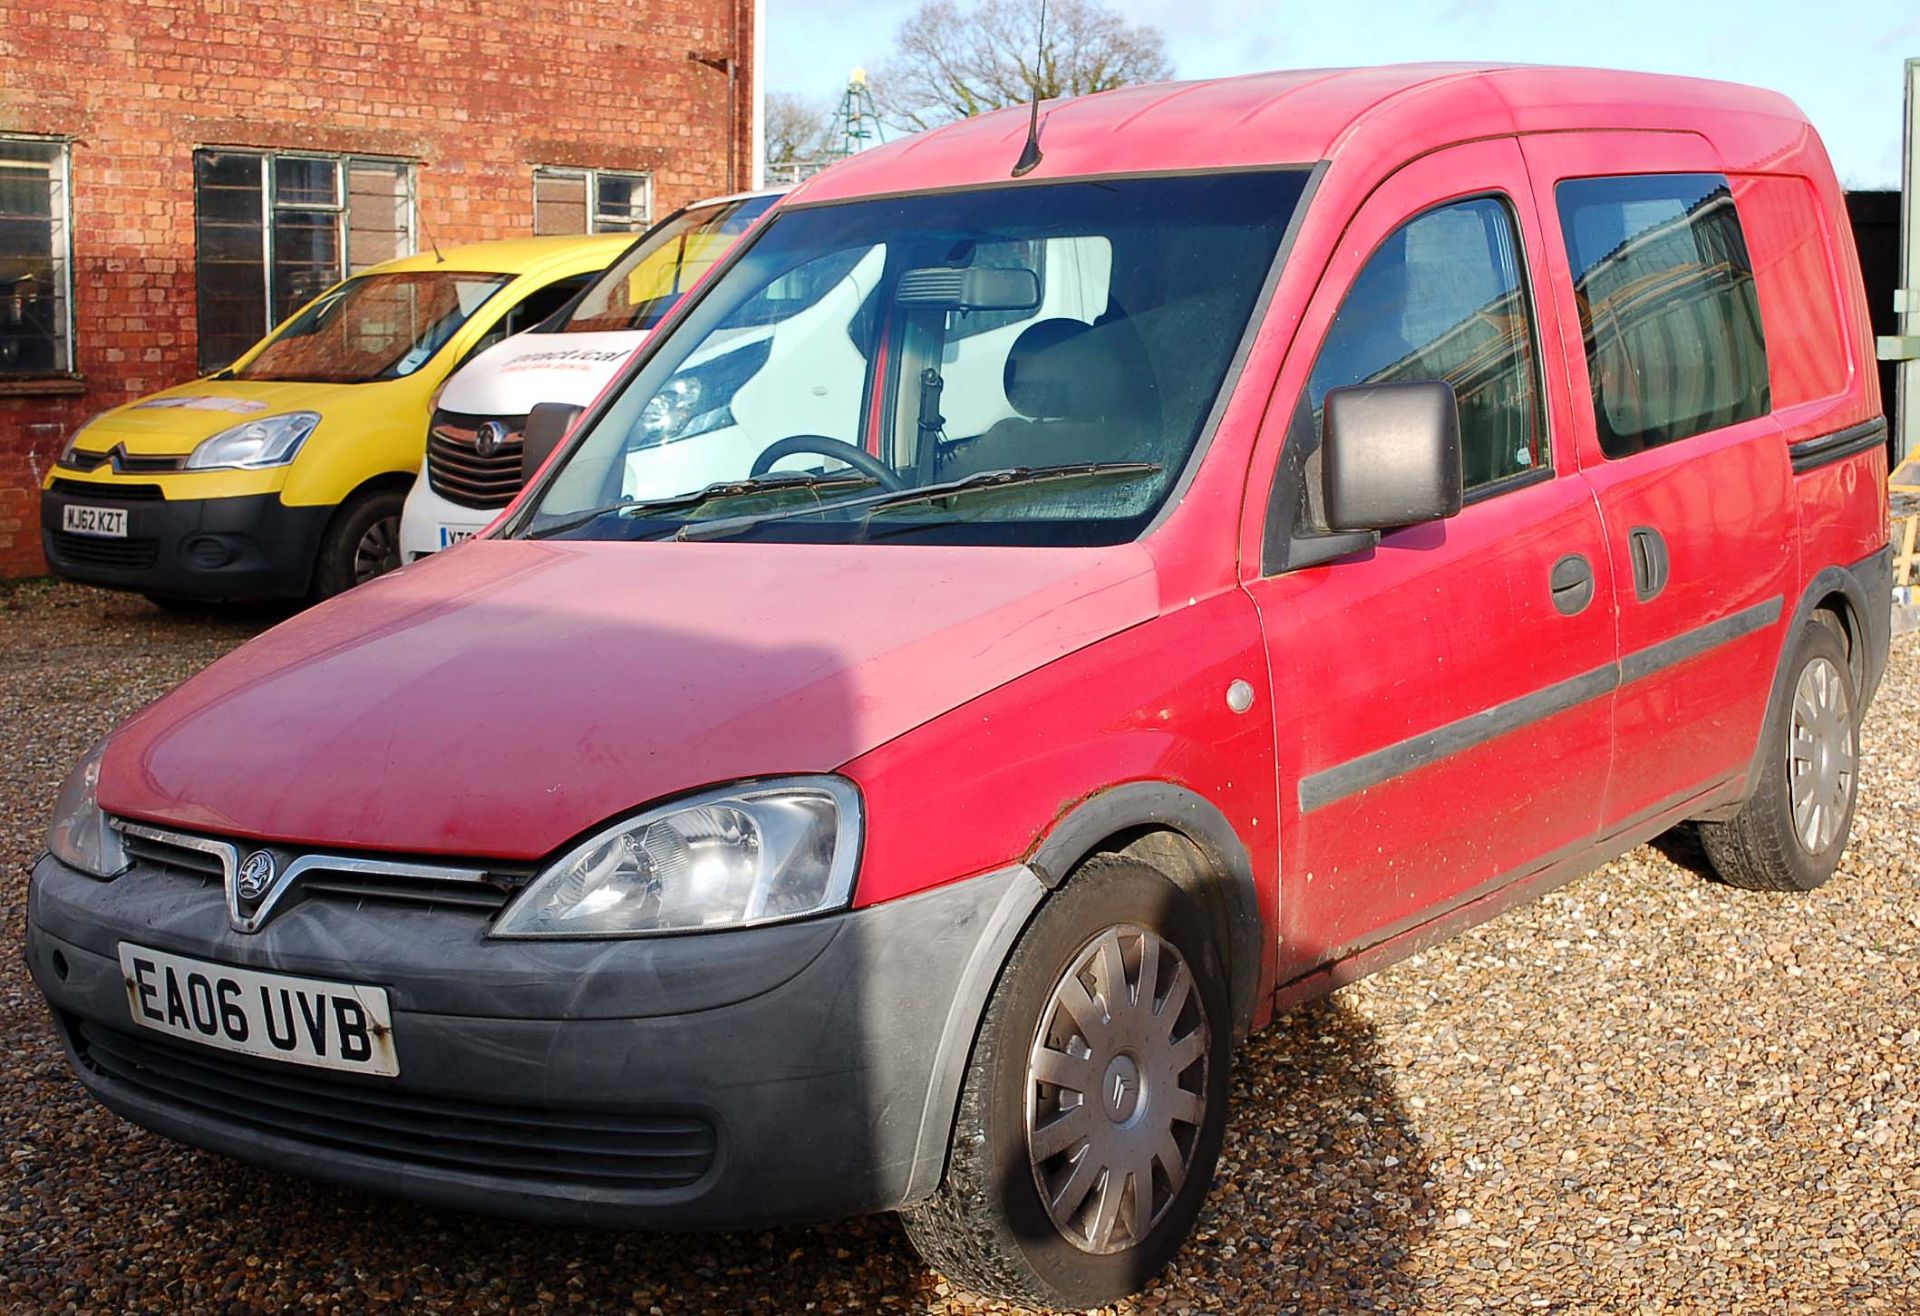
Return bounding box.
[0,136,72,376]
[1309,196,1545,493]
[1557,173,1769,458]
[561,192,779,334]
[516,171,1309,547]
[231,271,507,384]
[194,149,417,372]
[534,166,653,235]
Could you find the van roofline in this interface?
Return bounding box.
[789,64,1813,208]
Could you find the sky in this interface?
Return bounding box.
[766,0,1919,188]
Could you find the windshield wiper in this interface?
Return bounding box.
[522,471,879,541]
[675,462,1163,543]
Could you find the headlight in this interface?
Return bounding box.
[492,777,861,938]
[55,415,101,468]
[184,412,320,470]
[633,337,770,448]
[46,738,128,879]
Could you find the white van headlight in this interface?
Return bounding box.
[47,738,128,879]
[185,412,320,470]
[492,777,861,938]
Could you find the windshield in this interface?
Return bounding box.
[517,171,1309,547]
[558,193,780,334]
[234,271,509,384]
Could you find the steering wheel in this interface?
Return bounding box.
[750,435,907,490]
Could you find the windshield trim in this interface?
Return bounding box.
[501,163,1322,543]
[231,270,514,385]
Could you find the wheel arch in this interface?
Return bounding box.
[1027,782,1265,1047]
[1701,551,1890,821]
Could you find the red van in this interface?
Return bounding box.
[30,66,1890,1308]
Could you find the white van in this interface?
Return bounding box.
[399,189,784,561]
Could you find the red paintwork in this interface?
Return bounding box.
[99,65,1883,1020]
[100,541,1158,857]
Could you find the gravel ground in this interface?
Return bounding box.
[2,577,1917,1314]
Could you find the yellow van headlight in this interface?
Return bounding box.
[184,412,321,471]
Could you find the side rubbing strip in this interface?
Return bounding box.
[1617,596,1782,684]
[1297,664,1618,814]
[1298,595,1785,814]
[1790,419,1887,474]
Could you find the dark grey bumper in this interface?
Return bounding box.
[26,852,1044,1229]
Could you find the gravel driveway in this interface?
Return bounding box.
[3,578,1916,1314]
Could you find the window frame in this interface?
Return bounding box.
[1552,170,1771,460]
[1261,188,1556,576]
[1316,191,1552,498]
[0,133,76,378]
[192,146,418,373]
[532,165,655,236]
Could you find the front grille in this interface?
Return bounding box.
[427,410,526,510]
[57,446,184,475]
[49,478,165,501]
[49,532,159,570]
[116,823,521,920]
[69,1019,718,1191]
[120,830,224,885]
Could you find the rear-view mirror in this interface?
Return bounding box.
[522,401,584,484]
[895,265,1041,313]
[1321,380,1464,533]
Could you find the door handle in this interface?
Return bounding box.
[1550,553,1595,616]
[1628,526,1670,602]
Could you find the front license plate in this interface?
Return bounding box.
[62,504,128,538]
[438,526,477,548]
[118,943,398,1077]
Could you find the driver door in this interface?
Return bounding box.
[1240,139,1620,983]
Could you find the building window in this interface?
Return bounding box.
[533,166,652,236]
[0,135,73,377]
[193,148,415,372]
[1556,173,1769,458]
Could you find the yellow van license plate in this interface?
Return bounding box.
[63,505,128,538]
[118,943,398,1076]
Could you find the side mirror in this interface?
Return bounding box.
[1321,380,1464,532]
[522,402,584,484]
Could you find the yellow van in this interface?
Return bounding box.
[42,235,629,604]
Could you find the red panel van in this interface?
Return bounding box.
[30,66,1891,1308]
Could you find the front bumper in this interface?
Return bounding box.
[40,482,330,600]
[399,475,494,565]
[26,850,1042,1229]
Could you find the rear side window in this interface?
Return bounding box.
[1557,174,1769,458]
[1309,196,1546,493]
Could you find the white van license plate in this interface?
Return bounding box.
[438,526,477,548]
[63,504,128,538]
[118,943,398,1076]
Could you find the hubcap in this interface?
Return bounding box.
[1788,654,1853,855]
[352,515,402,585]
[1026,924,1210,1256]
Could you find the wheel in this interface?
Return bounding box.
[899,856,1231,1309]
[1699,616,1859,891]
[311,489,405,600]
[748,435,907,489]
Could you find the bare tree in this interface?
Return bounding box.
[873,0,1173,133]
[764,91,833,171]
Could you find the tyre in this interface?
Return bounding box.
[899,856,1231,1309]
[1699,616,1859,891]
[311,489,405,600]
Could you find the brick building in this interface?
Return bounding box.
[0,0,762,577]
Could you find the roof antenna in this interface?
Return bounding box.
[1011,0,1048,177]
[418,200,446,263]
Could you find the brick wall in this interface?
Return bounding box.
[0,0,755,577]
